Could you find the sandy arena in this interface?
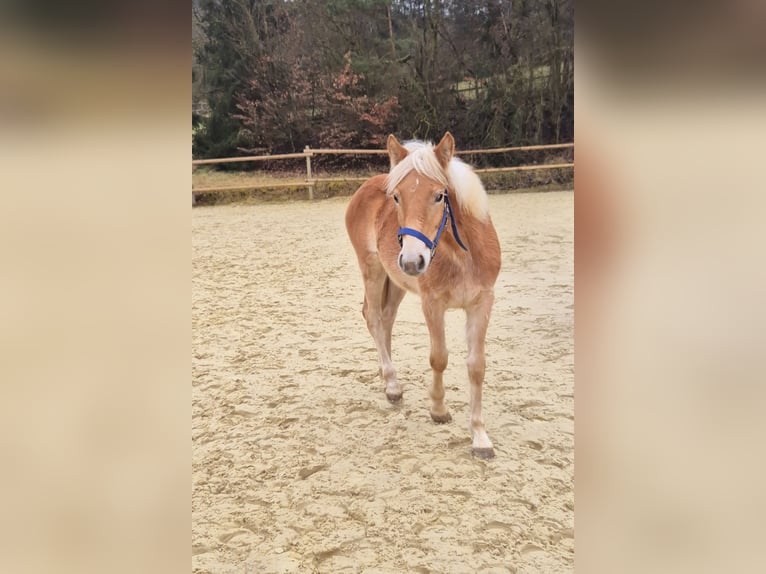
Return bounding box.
[192,191,573,573]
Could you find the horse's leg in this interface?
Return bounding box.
[381,277,406,361]
[465,291,495,459]
[361,257,403,402]
[421,298,451,423]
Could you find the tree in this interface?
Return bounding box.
[192,0,574,160]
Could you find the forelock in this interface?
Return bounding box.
[385,141,449,195]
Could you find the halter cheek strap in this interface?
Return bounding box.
[397,190,468,258]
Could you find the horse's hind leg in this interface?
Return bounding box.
[361,257,404,401]
[465,292,495,459]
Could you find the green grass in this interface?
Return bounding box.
[192,167,377,206]
[453,66,560,99]
[191,164,573,206]
[192,168,306,190]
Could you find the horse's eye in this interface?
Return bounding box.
[393,194,399,204]
[435,192,444,203]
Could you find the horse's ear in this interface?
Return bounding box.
[434,132,455,168]
[387,134,408,168]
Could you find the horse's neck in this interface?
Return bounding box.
[445,197,479,252]
[450,196,478,231]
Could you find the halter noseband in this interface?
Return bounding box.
[397,189,468,258]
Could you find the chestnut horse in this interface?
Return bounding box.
[345,132,501,458]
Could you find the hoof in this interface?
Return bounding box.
[386,390,403,403]
[471,447,495,459]
[430,411,452,424]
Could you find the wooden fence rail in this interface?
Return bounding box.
[192,152,309,165]
[192,141,574,203]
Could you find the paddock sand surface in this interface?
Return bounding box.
[192,191,573,574]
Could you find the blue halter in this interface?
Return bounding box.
[397,190,468,258]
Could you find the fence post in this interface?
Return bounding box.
[192,168,197,207]
[304,146,314,200]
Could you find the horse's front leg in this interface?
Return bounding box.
[466,291,495,459]
[421,298,451,423]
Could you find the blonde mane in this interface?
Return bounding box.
[385,141,489,221]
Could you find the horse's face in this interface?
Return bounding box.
[391,171,446,276]
[386,132,456,277]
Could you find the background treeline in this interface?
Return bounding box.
[192,0,573,165]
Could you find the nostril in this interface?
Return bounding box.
[417,254,425,271]
[398,253,403,268]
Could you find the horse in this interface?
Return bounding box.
[345,132,502,458]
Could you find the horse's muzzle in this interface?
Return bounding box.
[398,252,426,276]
